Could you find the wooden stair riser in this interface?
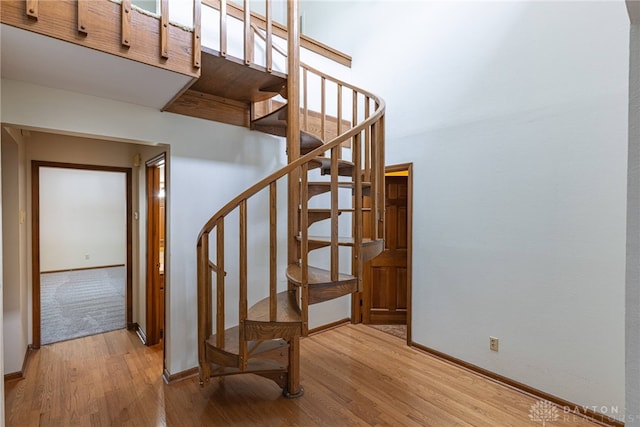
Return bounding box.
[295,237,384,263]
[205,345,240,368]
[248,341,289,366]
[307,280,358,305]
[207,360,288,379]
[252,103,351,147]
[361,239,384,262]
[306,182,372,200]
[244,321,302,341]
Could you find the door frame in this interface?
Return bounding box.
[31,161,133,349]
[145,153,166,346]
[352,162,413,345]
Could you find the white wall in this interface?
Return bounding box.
[1,133,27,375]
[307,0,629,416]
[626,3,640,425]
[0,127,4,427]
[39,167,126,272]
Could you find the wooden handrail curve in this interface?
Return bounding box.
[197,99,384,240]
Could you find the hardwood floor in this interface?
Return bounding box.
[5,324,604,426]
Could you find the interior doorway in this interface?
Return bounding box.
[145,154,166,346]
[31,161,133,348]
[356,163,413,344]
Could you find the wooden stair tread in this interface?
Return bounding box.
[302,207,372,213]
[207,325,240,354]
[295,236,384,262]
[297,235,380,246]
[206,326,290,358]
[286,264,356,287]
[208,358,288,376]
[307,181,372,199]
[247,290,302,323]
[190,48,287,103]
[253,103,288,126]
[309,157,354,177]
[301,132,323,154]
[252,104,323,154]
[307,181,371,188]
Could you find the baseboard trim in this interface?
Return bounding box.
[4,345,35,382]
[163,367,199,384]
[410,341,623,427]
[308,318,351,336]
[41,264,126,274]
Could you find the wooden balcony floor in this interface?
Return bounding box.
[5,325,605,426]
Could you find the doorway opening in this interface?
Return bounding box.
[145,154,166,346]
[31,161,133,348]
[354,163,413,344]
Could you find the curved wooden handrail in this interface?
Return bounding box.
[197,95,385,241]
[251,24,370,99]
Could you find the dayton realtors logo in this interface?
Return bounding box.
[529,400,559,426]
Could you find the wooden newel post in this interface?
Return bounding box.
[285,0,304,399]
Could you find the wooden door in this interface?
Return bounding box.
[362,175,408,324]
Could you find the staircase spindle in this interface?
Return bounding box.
[265,0,272,72]
[122,0,131,47]
[193,0,201,67]
[321,77,326,143]
[197,232,211,383]
[330,146,339,282]
[26,0,38,19]
[160,0,169,57]
[353,132,363,291]
[220,0,227,56]
[244,0,251,65]
[269,182,277,321]
[239,200,248,370]
[216,219,225,348]
[370,121,379,240]
[303,67,309,131]
[377,114,386,240]
[300,164,309,335]
[78,0,88,34]
[364,96,371,182]
[337,84,343,136]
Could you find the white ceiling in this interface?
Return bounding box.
[1,24,193,109]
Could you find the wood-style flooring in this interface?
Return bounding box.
[5,324,604,426]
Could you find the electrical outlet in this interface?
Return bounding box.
[85,253,90,260]
[489,336,499,352]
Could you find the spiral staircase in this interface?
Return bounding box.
[196,1,386,397]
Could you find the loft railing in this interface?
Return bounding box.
[201,0,283,73]
[201,0,351,71]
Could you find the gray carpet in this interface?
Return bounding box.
[40,266,126,345]
[367,324,407,340]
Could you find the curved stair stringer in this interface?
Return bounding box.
[196,63,386,398]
